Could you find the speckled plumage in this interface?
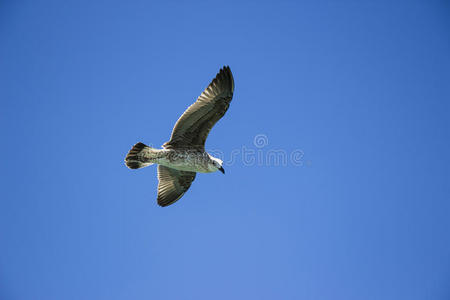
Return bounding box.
[125,66,234,207]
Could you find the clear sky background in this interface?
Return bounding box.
[1,1,450,299]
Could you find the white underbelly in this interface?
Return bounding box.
[157,157,212,173]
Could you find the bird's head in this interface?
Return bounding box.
[210,157,225,174]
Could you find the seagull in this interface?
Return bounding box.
[125,66,234,207]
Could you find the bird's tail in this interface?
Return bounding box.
[125,142,160,169]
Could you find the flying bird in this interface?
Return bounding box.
[125,66,234,207]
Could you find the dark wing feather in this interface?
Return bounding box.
[157,165,196,207]
[163,66,234,150]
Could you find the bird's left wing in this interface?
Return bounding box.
[157,165,196,207]
[163,66,234,151]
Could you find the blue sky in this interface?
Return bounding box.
[1,1,450,299]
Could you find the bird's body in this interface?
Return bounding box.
[130,146,219,173]
[125,66,234,207]
[158,150,219,173]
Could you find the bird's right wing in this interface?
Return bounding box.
[163,66,234,151]
[157,165,196,207]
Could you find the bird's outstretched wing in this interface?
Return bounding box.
[163,66,234,151]
[157,165,196,207]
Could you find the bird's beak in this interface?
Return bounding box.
[218,166,225,174]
